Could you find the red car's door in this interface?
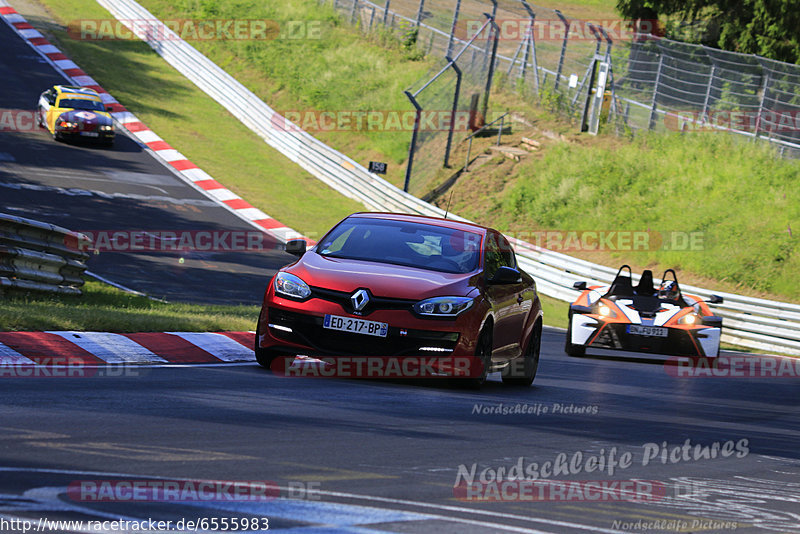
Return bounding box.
[483,232,527,360]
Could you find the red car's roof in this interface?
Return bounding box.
[347,212,490,235]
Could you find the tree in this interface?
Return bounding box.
[616,0,800,64]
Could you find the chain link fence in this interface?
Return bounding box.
[325,0,800,194]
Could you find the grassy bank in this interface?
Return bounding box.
[0,282,259,332]
[444,131,800,301]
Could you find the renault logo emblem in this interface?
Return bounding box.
[351,289,370,311]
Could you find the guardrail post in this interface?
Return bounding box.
[648,54,664,130]
[404,91,423,192]
[444,57,462,168]
[553,10,570,92]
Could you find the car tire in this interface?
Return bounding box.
[502,322,540,386]
[564,313,585,357]
[37,107,45,128]
[254,315,294,371]
[463,327,493,389]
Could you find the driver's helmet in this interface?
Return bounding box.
[658,280,678,300]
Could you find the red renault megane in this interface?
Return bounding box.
[255,212,542,387]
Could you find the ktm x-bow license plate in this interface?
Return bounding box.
[627,325,668,337]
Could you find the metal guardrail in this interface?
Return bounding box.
[0,213,92,296]
[98,0,800,356]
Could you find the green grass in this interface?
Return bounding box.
[458,132,800,300]
[0,282,259,332]
[540,293,569,329]
[136,0,435,190]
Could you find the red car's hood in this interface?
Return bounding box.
[286,252,479,299]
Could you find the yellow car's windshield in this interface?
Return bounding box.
[57,98,104,112]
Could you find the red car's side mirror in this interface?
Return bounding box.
[285,239,307,257]
[489,266,521,285]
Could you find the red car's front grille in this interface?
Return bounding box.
[268,307,458,357]
[309,286,415,316]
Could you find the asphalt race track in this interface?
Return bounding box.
[0,330,799,533]
[2,8,800,534]
[0,19,292,304]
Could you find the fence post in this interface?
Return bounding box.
[444,58,462,168]
[368,6,376,32]
[404,91,423,192]
[520,1,539,94]
[701,64,716,121]
[415,0,425,26]
[446,0,461,58]
[554,10,570,92]
[600,27,615,120]
[753,72,771,139]
[497,115,504,145]
[581,24,602,132]
[481,9,500,122]
[507,41,525,76]
[350,0,358,24]
[648,54,664,130]
[383,0,390,25]
[464,137,474,171]
[480,0,498,74]
[572,25,602,107]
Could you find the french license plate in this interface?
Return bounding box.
[627,325,668,337]
[323,314,388,337]
[80,132,99,137]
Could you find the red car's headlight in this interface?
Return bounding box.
[274,272,311,300]
[414,296,473,317]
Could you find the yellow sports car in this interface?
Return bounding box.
[37,85,115,146]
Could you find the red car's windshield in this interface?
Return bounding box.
[316,218,482,274]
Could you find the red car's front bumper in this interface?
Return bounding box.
[257,284,484,359]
